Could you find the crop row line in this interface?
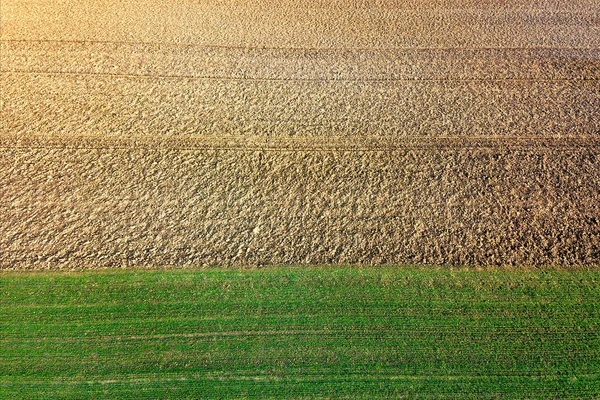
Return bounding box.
[7,372,595,386]
[3,333,597,343]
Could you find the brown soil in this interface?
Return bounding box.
[1,0,599,268]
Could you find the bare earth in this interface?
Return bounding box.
[1,0,599,268]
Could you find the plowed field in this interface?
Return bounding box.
[1,0,600,267]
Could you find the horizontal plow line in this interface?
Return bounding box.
[3,39,600,52]
[5,147,596,152]
[3,70,598,82]
[1,135,600,151]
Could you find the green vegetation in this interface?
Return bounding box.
[1,266,599,399]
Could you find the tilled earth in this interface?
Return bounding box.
[1,0,599,268]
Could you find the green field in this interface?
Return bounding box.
[1,266,599,399]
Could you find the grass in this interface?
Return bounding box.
[1,266,599,399]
